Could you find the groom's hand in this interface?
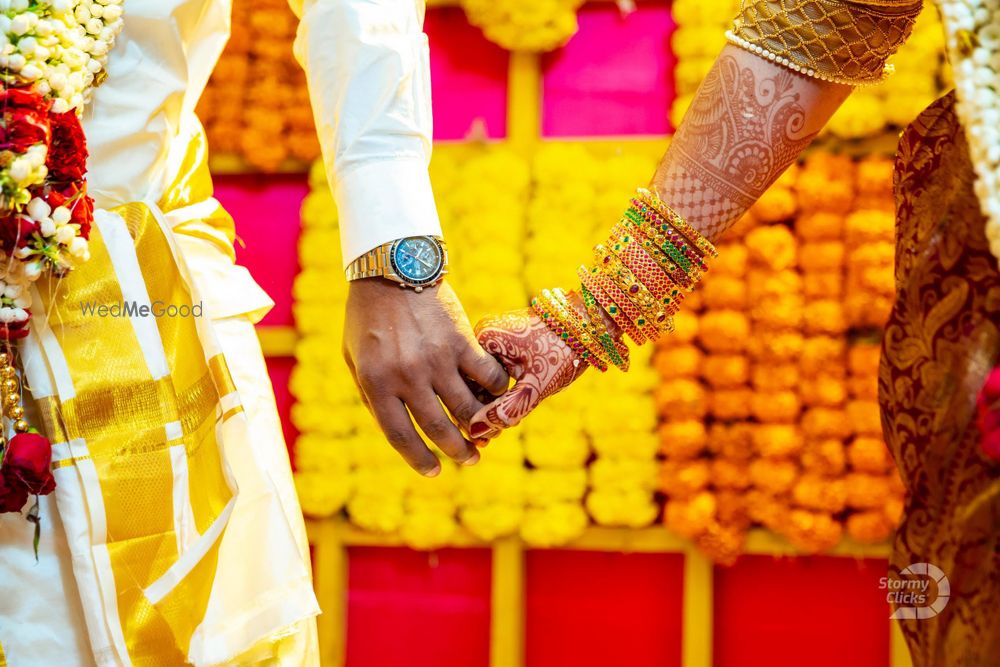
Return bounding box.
[468,308,589,440]
[344,279,510,475]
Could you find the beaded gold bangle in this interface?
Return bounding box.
[610,225,687,312]
[536,288,611,372]
[615,220,697,291]
[532,291,608,372]
[579,267,648,346]
[636,188,719,259]
[595,244,675,335]
[625,206,704,274]
[577,285,630,371]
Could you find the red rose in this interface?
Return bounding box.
[0,86,51,153]
[0,213,39,252]
[0,316,31,341]
[41,183,93,239]
[3,432,55,496]
[0,474,28,513]
[977,366,1000,462]
[46,109,88,182]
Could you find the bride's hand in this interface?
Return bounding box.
[468,308,588,440]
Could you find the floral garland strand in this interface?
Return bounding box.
[0,0,124,524]
[938,0,1000,264]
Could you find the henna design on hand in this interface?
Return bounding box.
[469,308,588,440]
[654,51,819,241]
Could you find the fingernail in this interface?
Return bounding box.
[470,422,490,438]
[423,464,441,478]
[462,450,480,466]
[473,438,490,448]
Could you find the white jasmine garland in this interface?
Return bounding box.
[939,0,1000,264]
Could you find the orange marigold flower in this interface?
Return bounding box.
[658,420,708,459]
[800,375,847,407]
[712,244,748,277]
[752,186,797,223]
[747,269,802,301]
[727,211,757,239]
[663,491,716,538]
[711,459,752,490]
[752,424,804,458]
[845,209,895,246]
[844,292,893,329]
[747,331,805,362]
[855,157,894,198]
[671,310,700,344]
[847,436,891,473]
[846,400,882,436]
[707,423,755,461]
[751,391,802,423]
[848,376,879,400]
[697,311,750,353]
[796,170,854,215]
[749,458,799,494]
[800,336,847,378]
[846,510,894,543]
[803,300,848,335]
[795,212,844,241]
[783,509,843,553]
[792,474,847,513]
[702,354,750,389]
[845,473,892,509]
[803,272,844,299]
[715,490,751,527]
[799,241,845,272]
[802,407,852,440]
[751,363,800,391]
[752,294,804,330]
[801,438,847,476]
[660,460,712,498]
[746,225,797,270]
[695,522,747,566]
[848,343,882,377]
[655,379,708,420]
[745,489,790,529]
[654,345,703,378]
[702,276,748,310]
[711,388,753,420]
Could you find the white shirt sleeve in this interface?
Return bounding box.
[288,0,442,269]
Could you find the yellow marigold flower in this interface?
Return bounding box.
[702,354,749,389]
[751,363,800,391]
[751,186,797,223]
[348,493,405,533]
[707,423,755,461]
[660,459,711,498]
[589,427,660,459]
[802,407,852,440]
[803,271,844,299]
[671,26,727,58]
[401,510,458,551]
[523,426,589,469]
[826,92,887,139]
[664,491,717,539]
[792,474,847,513]
[654,344,703,378]
[655,379,707,420]
[745,225,797,270]
[796,157,855,214]
[846,400,882,436]
[752,424,804,458]
[294,434,353,473]
[586,489,659,528]
[749,458,799,494]
[795,211,844,241]
[752,391,802,423]
[457,462,526,506]
[848,436,891,473]
[804,299,848,335]
[801,438,847,476]
[782,509,843,554]
[747,331,805,362]
[460,504,523,541]
[711,459,752,491]
[295,470,351,518]
[591,458,659,494]
[799,241,845,272]
[520,502,588,547]
[658,420,708,459]
[800,336,847,378]
[702,276,748,310]
[844,292,893,329]
[846,510,894,543]
[711,388,753,421]
[697,310,750,353]
[712,243,749,277]
[800,374,847,407]
[845,473,893,510]
[526,469,588,505]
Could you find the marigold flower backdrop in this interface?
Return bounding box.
[201,1,951,665]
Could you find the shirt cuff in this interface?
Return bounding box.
[334,158,443,269]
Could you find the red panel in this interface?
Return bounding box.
[425,8,509,140]
[714,555,891,667]
[215,174,308,327]
[542,2,676,137]
[525,550,684,667]
[265,356,297,461]
[347,547,493,667]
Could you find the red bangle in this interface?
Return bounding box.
[613,228,686,313]
[581,266,661,343]
[578,267,647,346]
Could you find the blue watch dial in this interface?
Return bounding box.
[391,236,443,285]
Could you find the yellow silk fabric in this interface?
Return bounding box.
[33,130,242,665]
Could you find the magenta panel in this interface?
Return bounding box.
[542,2,675,137]
[265,356,297,461]
[346,547,492,667]
[425,7,509,140]
[215,174,307,327]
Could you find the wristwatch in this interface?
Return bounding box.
[345,235,448,292]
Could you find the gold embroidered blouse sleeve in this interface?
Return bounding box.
[727,0,924,85]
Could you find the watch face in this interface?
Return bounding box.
[390,236,444,286]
